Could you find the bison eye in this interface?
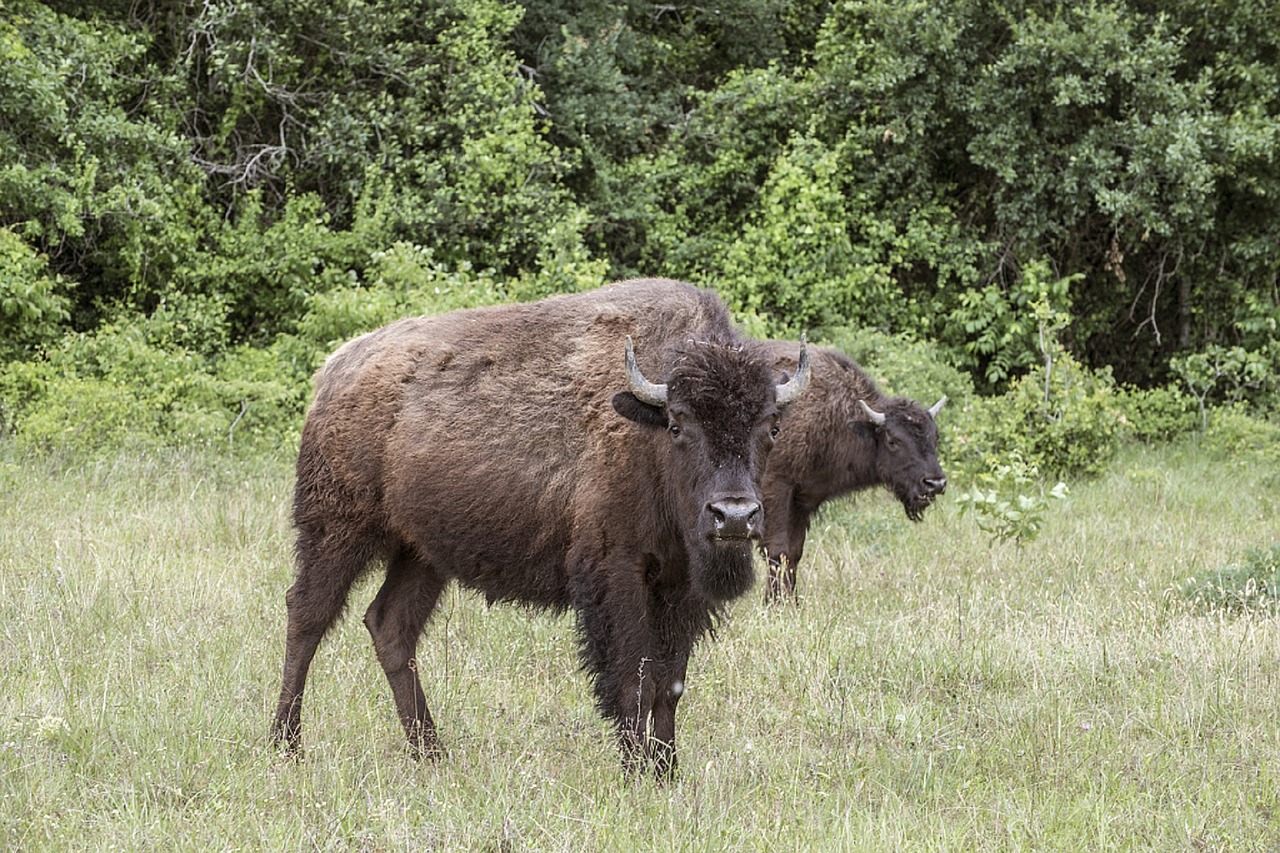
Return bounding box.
[669,423,682,438]
[769,425,780,440]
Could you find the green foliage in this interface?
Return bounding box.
[1171,343,1280,429]
[3,0,1280,457]
[293,245,507,356]
[945,262,1123,480]
[1202,404,1280,467]
[797,0,1279,387]
[1180,544,1280,616]
[719,136,891,334]
[0,318,303,454]
[816,326,974,408]
[0,2,209,317]
[622,64,805,279]
[955,451,1069,547]
[1114,383,1199,444]
[175,191,363,342]
[948,261,1080,390]
[291,239,604,357]
[0,227,71,359]
[510,0,808,276]
[952,350,1123,481]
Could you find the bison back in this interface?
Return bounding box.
[294,279,736,607]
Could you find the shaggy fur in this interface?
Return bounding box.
[749,340,947,602]
[271,278,806,777]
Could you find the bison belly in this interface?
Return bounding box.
[381,431,580,609]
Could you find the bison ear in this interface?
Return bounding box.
[612,391,668,429]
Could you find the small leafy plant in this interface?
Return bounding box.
[955,452,1069,547]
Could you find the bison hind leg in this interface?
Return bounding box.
[272,526,380,754]
[364,545,448,759]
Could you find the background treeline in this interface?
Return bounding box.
[1,0,1277,474]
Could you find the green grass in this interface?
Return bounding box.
[2,442,1277,850]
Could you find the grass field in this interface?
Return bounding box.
[2,442,1277,850]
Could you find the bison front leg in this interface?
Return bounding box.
[615,656,659,778]
[765,554,796,603]
[762,488,798,603]
[647,656,689,780]
[611,650,691,781]
[764,503,811,603]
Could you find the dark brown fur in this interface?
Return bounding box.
[271,279,805,777]
[750,341,947,602]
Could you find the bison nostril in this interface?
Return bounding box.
[707,498,762,538]
[924,476,947,494]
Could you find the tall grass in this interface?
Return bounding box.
[1,442,1276,850]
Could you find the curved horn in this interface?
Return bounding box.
[774,335,811,408]
[624,336,668,407]
[927,395,948,418]
[858,399,887,425]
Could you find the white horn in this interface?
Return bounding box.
[624,336,668,407]
[858,399,886,425]
[775,335,811,408]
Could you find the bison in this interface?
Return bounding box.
[271,278,810,777]
[749,340,947,602]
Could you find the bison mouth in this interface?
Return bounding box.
[710,531,756,543]
[900,489,941,523]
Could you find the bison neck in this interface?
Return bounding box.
[777,424,880,511]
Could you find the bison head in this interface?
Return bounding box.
[857,396,947,522]
[612,336,810,601]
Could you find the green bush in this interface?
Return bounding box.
[952,349,1123,481]
[816,325,974,407]
[1202,404,1280,466]
[1115,383,1199,444]
[0,227,72,360]
[945,260,1080,392]
[0,318,306,454]
[955,451,1069,548]
[1171,343,1280,429]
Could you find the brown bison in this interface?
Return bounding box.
[271,278,810,777]
[749,340,946,602]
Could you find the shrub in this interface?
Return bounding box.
[0,319,306,454]
[1114,383,1199,444]
[952,349,1123,481]
[816,326,974,407]
[955,451,1069,548]
[1171,343,1280,429]
[1202,404,1280,466]
[0,228,72,361]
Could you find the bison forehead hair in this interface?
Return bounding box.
[884,398,939,440]
[667,338,775,447]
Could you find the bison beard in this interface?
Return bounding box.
[270,279,809,779]
[694,541,757,602]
